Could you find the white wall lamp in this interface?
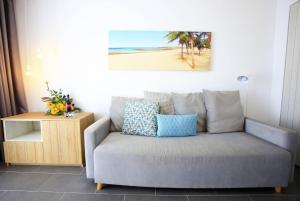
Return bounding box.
[237,75,249,83]
[237,75,249,117]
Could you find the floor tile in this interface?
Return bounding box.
[294,177,300,183]
[0,191,62,201]
[0,164,40,173]
[36,166,84,175]
[294,169,300,181]
[39,173,95,193]
[96,185,155,195]
[0,172,51,191]
[294,175,300,182]
[125,195,187,201]
[0,163,9,172]
[282,182,300,194]
[294,166,300,176]
[250,195,300,201]
[188,195,251,201]
[214,187,276,195]
[81,168,87,175]
[60,193,124,201]
[0,163,84,175]
[156,188,216,196]
[291,166,299,180]
[0,191,7,199]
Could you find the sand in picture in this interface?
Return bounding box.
[108,31,212,71]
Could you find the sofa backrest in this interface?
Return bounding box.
[109,90,244,134]
[109,92,207,132]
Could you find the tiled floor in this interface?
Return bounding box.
[0,164,299,201]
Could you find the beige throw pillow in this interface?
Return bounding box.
[203,90,244,133]
[144,91,175,114]
[171,92,206,132]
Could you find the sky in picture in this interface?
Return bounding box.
[109,31,178,48]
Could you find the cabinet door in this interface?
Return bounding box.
[41,121,60,164]
[57,120,80,164]
[41,120,80,165]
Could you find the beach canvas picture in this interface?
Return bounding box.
[108,31,212,71]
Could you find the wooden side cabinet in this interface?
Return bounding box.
[1,112,94,166]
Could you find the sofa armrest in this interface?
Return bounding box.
[84,116,110,179]
[245,118,297,182]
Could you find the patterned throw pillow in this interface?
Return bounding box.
[122,101,159,136]
[109,96,143,132]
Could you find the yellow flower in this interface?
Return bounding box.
[60,105,66,111]
[47,102,54,108]
[50,107,59,115]
[56,103,65,111]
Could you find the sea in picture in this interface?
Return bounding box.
[108,47,164,54]
[108,31,212,71]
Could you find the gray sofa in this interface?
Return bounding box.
[85,116,297,192]
[84,91,297,192]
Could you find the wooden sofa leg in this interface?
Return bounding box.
[275,186,281,193]
[96,183,103,190]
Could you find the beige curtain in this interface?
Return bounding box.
[0,0,28,161]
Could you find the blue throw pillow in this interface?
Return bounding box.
[157,114,197,137]
[122,101,159,136]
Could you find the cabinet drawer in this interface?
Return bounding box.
[4,142,43,164]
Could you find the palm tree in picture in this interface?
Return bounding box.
[187,32,197,68]
[195,32,207,55]
[202,32,211,49]
[194,38,201,55]
[207,32,212,44]
[165,31,187,59]
[185,41,190,55]
[179,34,189,57]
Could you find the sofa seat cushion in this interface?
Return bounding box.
[94,132,291,188]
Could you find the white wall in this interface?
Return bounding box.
[15,0,279,122]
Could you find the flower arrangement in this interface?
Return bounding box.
[41,81,80,116]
